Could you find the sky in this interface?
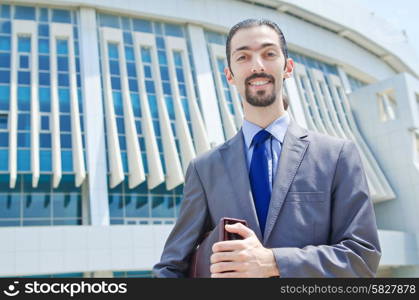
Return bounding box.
[353,0,419,55]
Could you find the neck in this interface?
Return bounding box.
[243,99,285,128]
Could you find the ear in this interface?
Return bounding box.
[224,66,235,85]
[283,58,294,79]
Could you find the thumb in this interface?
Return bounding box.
[225,222,253,239]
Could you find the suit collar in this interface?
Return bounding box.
[219,120,309,243]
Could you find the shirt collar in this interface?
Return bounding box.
[242,111,290,149]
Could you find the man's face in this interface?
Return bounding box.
[225,25,293,107]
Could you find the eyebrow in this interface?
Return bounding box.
[232,43,278,55]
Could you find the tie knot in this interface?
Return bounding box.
[252,130,271,146]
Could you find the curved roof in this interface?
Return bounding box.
[242,0,419,78]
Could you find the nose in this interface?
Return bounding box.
[251,56,265,73]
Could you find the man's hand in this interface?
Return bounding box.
[210,223,280,278]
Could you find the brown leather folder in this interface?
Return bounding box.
[188,217,248,278]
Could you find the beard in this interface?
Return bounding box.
[244,73,277,107]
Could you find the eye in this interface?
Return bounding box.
[236,54,246,61]
[266,51,277,57]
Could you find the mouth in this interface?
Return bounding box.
[248,79,272,88]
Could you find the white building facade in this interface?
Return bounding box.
[0,0,418,277]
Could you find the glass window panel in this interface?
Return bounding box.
[59,115,71,132]
[23,193,50,218]
[57,56,68,71]
[164,23,183,37]
[108,194,123,217]
[60,133,72,148]
[0,53,10,68]
[15,6,35,20]
[156,37,165,49]
[131,93,141,117]
[40,133,51,148]
[111,76,121,90]
[126,62,136,77]
[0,115,7,130]
[0,36,11,51]
[18,132,30,148]
[176,68,184,82]
[173,52,182,67]
[39,72,50,85]
[0,70,10,84]
[52,9,71,23]
[108,43,118,59]
[18,71,30,85]
[151,195,174,218]
[18,113,30,130]
[128,79,138,92]
[0,149,8,169]
[153,120,161,136]
[133,19,152,33]
[109,60,120,75]
[38,24,49,37]
[116,117,125,134]
[39,8,48,22]
[123,31,132,44]
[165,96,175,119]
[121,18,131,30]
[0,194,20,218]
[18,37,31,53]
[119,135,126,150]
[135,120,142,134]
[18,87,30,111]
[57,39,68,55]
[178,84,186,97]
[39,87,50,112]
[41,115,49,130]
[61,150,73,172]
[158,50,167,65]
[160,66,169,81]
[38,55,49,71]
[1,5,11,18]
[22,220,50,226]
[53,219,81,225]
[0,21,11,34]
[100,13,120,28]
[125,46,134,61]
[145,80,155,94]
[38,38,49,54]
[40,149,51,171]
[144,65,152,78]
[0,85,10,110]
[147,94,158,118]
[59,88,70,112]
[141,48,151,63]
[58,73,69,86]
[53,193,81,218]
[162,82,171,95]
[125,195,149,217]
[112,91,123,115]
[121,151,128,172]
[19,55,29,69]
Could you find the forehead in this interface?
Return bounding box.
[231,25,281,51]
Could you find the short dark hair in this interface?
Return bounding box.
[226,18,288,72]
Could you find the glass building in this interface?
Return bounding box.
[0,0,419,277]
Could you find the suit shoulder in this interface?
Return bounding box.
[306,129,351,152]
[189,140,226,168]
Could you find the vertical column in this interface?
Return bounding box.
[284,77,308,128]
[209,43,237,139]
[79,8,109,225]
[135,33,183,189]
[187,25,224,146]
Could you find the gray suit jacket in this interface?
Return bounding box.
[153,120,381,277]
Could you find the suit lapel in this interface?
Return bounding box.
[219,129,263,241]
[263,121,309,244]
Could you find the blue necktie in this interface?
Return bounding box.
[249,129,271,236]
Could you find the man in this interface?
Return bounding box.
[153,19,381,277]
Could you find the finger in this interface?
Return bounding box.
[212,240,246,253]
[225,223,254,239]
[210,261,244,274]
[210,251,243,264]
[211,271,249,278]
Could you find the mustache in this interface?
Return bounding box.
[245,73,275,85]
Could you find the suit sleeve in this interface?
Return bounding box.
[272,140,382,277]
[152,159,210,278]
